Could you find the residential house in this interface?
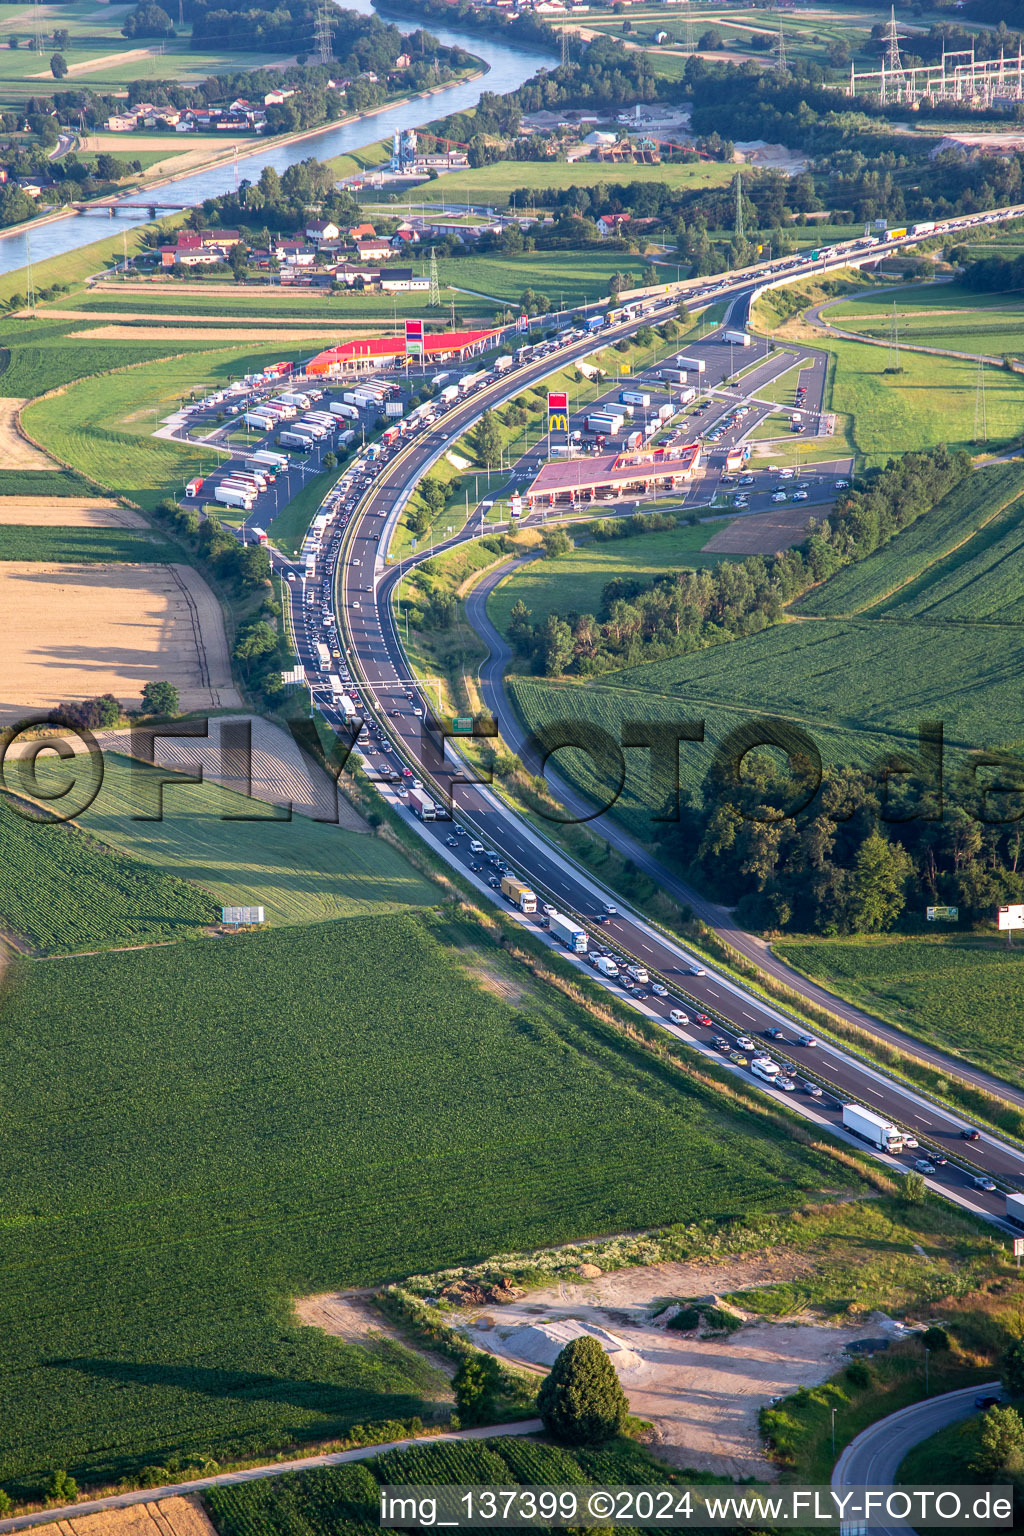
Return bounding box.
[201,228,242,248]
[347,222,377,241]
[107,115,136,132]
[597,212,631,237]
[380,268,429,293]
[356,237,393,262]
[306,219,340,242]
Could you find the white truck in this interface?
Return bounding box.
[674,355,706,375]
[278,429,315,449]
[315,642,332,671]
[724,329,752,347]
[330,402,359,421]
[408,786,437,821]
[548,911,588,954]
[594,955,619,978]
[337,694,358,723]
[842,1103,905,1153]
[625,964,649,985]
[439,384,459,406]
[1006,1192,1024,1230]
[751,1057,780,1084]
[214,484,253,510]
[250,449,290,471]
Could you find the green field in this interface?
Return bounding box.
[31,751,435,927]
[395,157,736,209]
[826,282,1024,358]
[0,467,100,497]
[777,935,1024,1085]
[267,464,346,559]
[0,911,847,1491]
[0,525,173,561]
[0,789,219,952]
[488,521,735,633]
[205,1436,672,1536]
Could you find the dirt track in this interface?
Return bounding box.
[0,399,56,469]
[75,324,344,344]
[0,562,240,719]
[0,497,144,528]
[702,507,815,555]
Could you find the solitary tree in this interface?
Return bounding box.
[537,1336,629,1446]
[973,1406,1024,1479]
[476,408,503,468]
[141,680,180,717]
[1002,1335,1024,1398]
[45,1471,78,1505]
[50,52,67,79]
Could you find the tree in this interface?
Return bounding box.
[45,1471,79,1505]
[541,614,575,677]
[453,1353,503,1425]
[421,476,447,517]
[233,620,277,662]
[50,53,67,79]
[973,1406,1024,1479]
[140,680,179,717]
[537,1336,629,1446]
[901,1171,926,1205]
[228,241,249,282]
[237,545,271,590]
[922,1326,950,1352]
[476,408,503,468]
[322,450,337,470]
[121,2,173,39]
[95,153,126,181]
[1002,1335,1024,1398]
[52,28,69,48]
[541,527,571,559]
[850,830,911,933]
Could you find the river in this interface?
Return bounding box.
[0,0,552,277]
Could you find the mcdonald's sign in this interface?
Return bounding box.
[548,390,568,434]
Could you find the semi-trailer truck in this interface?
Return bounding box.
[724,330,752,347]
[186,476,204,497]
[619,390,651,407]
[329,402,359,421]
[214,484,254,510]
[244,457,276,481]
[674,355,706,375]
[548,912,588,954]
[278,429,314,449]
[662,368,688,385]
[586,412,624,435]
[842,1103,904,1153]
[500,876,537,913]
[408,786,437,820]
[250,449,289,471]
[1006,1192,1024,1229]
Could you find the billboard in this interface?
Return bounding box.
[998,904,1024,930]
[926,906,959,922]
[404,318,424,359]
[517,313,529,332]
[548,390,568,434]
[511,492,522,517]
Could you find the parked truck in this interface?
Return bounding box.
[185,476,204,497]
[842,1103,904,1153]
[674,355,706,375]
[500,876,537,913]
[586,412,624,435]
[662,368,688,385]
[724,330,752,347]
[1006,1192,1024,1230]
[548,911,588,954]
[408,786,437,821]
[619,389,651,408]
[250,449,289,471]
[214,484,253,510]
[278,429,314,449]
[330,402,359,421]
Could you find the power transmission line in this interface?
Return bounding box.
[427,245,440,308]
[734,173,744,243]
[974,359,988,442]
[25,231,34,313]
[681,0,694,54]
[33,0,44,54]
[560,26,571,70]
[314,0,333,66]
[775,13,788,73]
[887,302,900,371]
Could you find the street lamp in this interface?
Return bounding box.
[831,1406,837,1458]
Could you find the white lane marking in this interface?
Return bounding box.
[742,1010,756,1020]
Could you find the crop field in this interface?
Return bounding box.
[794,464,1024,617]
[0,467,99,498]
[30,751,436,926]
[776,935,1024,1084]
[206,1438,667,1536]
[436,251,649,306]
[0,525,173,561]
[488,522,735,633]
[0,913,847,1491]
[0,495,144,527]
[0,789,219,953]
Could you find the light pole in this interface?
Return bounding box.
[924,1347,930,1396]
[831,1406,837,1458]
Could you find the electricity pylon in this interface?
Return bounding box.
[428,246,440,308]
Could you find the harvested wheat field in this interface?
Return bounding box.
[30,47,157,78]
[0,497,145,528]
[702,507,816,555]
[0,562,240,720]
[48,1495,217,1536]
[0,399,55,469]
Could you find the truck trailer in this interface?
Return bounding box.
[751,1057,780,1083]
[619,390,651,408]
[500,876,537,913]
[1006,1192,1024,1230]
[315,642,332,671]
[724,330,752,347]
[674,355,706,375]
[278,429,315,449]
[842,1103,904,1153]
[662,368,688,386]
[586,412,625,435]
[250,449,289,471]
[548,911,588,954]
[408,786,437,820]
[329,402,359,421]
[214,484,253,510]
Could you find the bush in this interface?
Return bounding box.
[923,1325,951,1352]
[845,1359,873,1389]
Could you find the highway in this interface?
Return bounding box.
[260,211,1024,1231]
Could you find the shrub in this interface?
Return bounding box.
[537,1336,629,1446]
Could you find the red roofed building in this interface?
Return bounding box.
[304,327,500,375]
[525,441,702,509]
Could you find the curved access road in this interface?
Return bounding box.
[464,554,1024,1119]
[832,1382,998,1536]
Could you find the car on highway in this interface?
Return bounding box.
[798,1035,818,1047]
[972,1174,997,1192]
[914,1158,936,1174]
[686,963,706,976]
[736,1035,756,1051]
[542,903,557,917]
[931,1153,948,1166]
[668,1009,689,1025]
[602,901,618,916]
[802,1080,823,1097]
[402,767,413,778]
[712,1036,730,1051]
[729,1052,748,1067]
[696,1012,713,1027]
[976,1395,1003,1410]
[765,1027,786,1040]
[900,1131,919,1148]
[961,1128,981,1141]
[651,982,667,997]
[776,1076,796,1092]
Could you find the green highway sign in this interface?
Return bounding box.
[451,716,474,734]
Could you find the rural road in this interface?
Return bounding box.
[0,1421,544,1533]
[832,1382,998,1536]
[464,559,1024,1113]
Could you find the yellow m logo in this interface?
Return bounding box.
[548,413,569,433]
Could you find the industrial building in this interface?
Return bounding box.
[525,441,702,509]
[304,327,501,376]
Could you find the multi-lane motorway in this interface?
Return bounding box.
[268,217,1024,1232]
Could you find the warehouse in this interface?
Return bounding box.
[525,441,702,509]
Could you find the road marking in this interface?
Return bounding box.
[742,1010,756,1020]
